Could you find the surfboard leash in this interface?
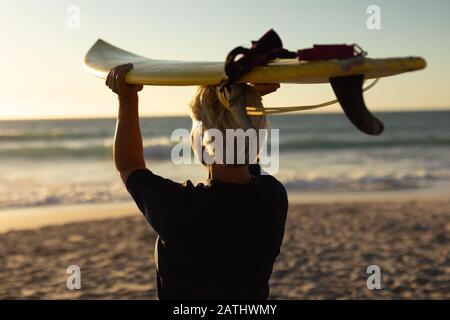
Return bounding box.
[245,78,380,116]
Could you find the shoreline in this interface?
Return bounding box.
[0,188,449,234]
[0,202,136,234]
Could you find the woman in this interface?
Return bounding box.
[106,63,288,300]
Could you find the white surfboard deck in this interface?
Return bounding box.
[84,39,426,86]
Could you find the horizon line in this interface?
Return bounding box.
[1,108,449,122]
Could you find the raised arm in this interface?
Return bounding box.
[106,63,145,184]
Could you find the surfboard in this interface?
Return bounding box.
[84,39,426,86]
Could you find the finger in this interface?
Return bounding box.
[116,63,133,85]
[264,84,280,93]
[116,66,132,86]
[106,73,115,89]
[131,85,142,92]
[109,67,119,88]
[105,68,114,87]
[119,63,133,73]
[263,83,279,90]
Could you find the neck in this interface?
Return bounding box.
[208,164,252,184]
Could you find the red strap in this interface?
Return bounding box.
[297,44,364,61]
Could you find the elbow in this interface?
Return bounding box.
[116,165,146,185]
[113,151,145,173]
[114,160,146,173]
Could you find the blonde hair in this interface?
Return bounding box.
[189,84,267,165]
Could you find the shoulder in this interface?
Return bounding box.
[126,168,195,199]
[254,175,288,203]
[255,174,286,190]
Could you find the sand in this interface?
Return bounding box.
[0,198,449,299]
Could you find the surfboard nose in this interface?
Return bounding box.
[330,74,384,136]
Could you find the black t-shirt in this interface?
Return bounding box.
[126,168,288,300]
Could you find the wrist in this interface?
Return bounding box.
[118,93,139,104]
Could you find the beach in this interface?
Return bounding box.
[1,112,449,299]
[1,196,449,300]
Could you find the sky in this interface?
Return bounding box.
[0,0,449,120]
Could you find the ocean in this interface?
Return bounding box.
[0,111,449,210]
